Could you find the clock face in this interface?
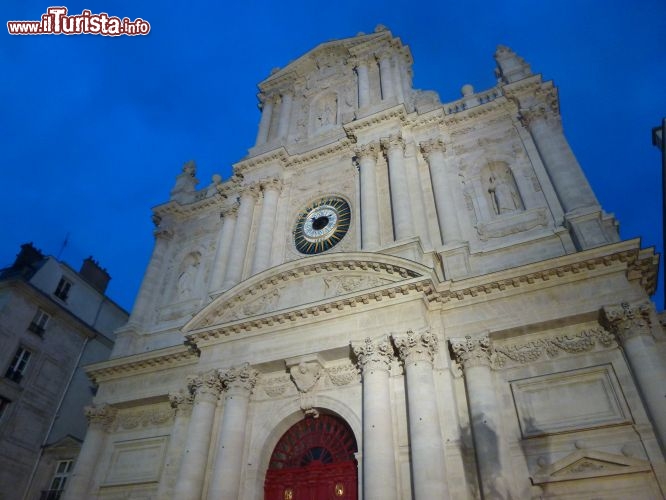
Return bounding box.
[294,197,351,255]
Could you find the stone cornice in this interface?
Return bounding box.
[434,239,656,306]
[234,147,289,176]
[152,191,227,219]
[288,138,356,167]
[344,104,408,136]
[442,97,514,127]
[86,344,200,384]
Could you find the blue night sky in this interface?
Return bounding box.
[2,1,665,312]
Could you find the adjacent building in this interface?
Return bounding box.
[0,243,128,500]
[65,27,665,499]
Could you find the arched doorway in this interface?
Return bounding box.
[264,414,358,500]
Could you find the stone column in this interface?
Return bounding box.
[355,142,381,250]
[207,363,259,500]
[420,138,462,245]
[251,179,282,275]
[352,336,398,500]
[392,329,449,499]
[377,52,395,101]
[208,203,238,293]
[173,371,222,500]
[391,55,405,103]
[158,392,194,500]
[355,60,371,109]
[61,404,116,500]
[255,93,275,146]
[128,221,172,326]
[521,104,598,214]
[603,301,666,449]
[276,92,293,139]
[222,185,259,289]
[381,135,414,241]
[450,336,512,500]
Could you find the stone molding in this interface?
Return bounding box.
[450,335,493,369]
[115,406,174,431]
[187,369,223,403]
[392,328,438,365]
[182,242,656,346]
[602,300,654,344]
[352,335,395,373]
[86,345,200,384]
[493,327,615,369]
[344,105,408,135]
[219,363,259,395]
[85,403,117,431]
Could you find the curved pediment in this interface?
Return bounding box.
[184,253,435,333]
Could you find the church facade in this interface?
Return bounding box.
[63,28,666,499]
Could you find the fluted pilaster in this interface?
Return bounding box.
[355,142,381,250]
[382,135,414,241]
[222,185,260,289]
[251,178,283,275]
[420,138,462,245]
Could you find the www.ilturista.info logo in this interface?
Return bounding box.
[7,7,151,36]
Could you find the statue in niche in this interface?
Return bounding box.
[315,95,337,129]
[484,164,523,216]
[177,253,200,298]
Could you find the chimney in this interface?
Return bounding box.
[79,257,111,294]
[11,243,45,276]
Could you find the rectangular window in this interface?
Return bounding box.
[0,397,10,421]
[5,347,31,383]
[54,278,72,301]
[44,460,73,499]
[28,308,50,336]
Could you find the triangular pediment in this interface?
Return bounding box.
[531,449,651,484]
[259,31,388,88]
[184,253,434,333]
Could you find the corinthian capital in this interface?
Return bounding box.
[239,183,262,201]
[380,134,404,153]
[222,201,240,218]
[392,328,438,365]
[220,362,259,395]
[260,177,284,193]
[419,138,446,159]
[450,335,493,370]
[602,300,654,343]
[84,403,117,431]
[187,370,222,402]
[352,335,395,373]
[169,391,194,416]
[354,141,380,161]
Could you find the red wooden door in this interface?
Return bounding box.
[264,415,358,500]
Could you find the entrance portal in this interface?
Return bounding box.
[264,414,358,500]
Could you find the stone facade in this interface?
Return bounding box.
[68,27,664,499]
[0,244,128,500]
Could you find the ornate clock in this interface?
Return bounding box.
[293,197,351,255]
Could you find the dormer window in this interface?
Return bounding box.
[54,277,72,301]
